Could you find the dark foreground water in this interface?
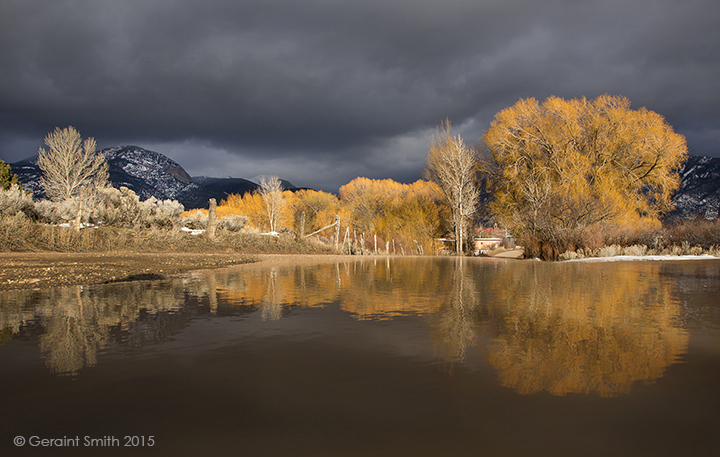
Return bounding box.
[1,256,719,457]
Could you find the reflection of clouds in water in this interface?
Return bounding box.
[484,262,689,397]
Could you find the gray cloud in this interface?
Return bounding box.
[1,0,719,191]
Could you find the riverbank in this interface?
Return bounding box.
[0,251,257,291]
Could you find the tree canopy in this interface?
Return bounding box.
[0,159,19,191]
[37,126,108,202]
[482,95,687,260]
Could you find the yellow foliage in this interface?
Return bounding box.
[339,177,443,252]
[482,95,687,259]
[216,191,293,231]
[288,189,340,235]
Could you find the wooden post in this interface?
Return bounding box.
[73,198,84,232]
[207,198,217,240]
[334,215,340,250]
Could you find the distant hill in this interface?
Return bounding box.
[192,176,302,201]
[9,146,301,209]
[10,147,718,218]
[668,155,720,220]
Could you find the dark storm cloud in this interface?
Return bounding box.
[1,0,719,191]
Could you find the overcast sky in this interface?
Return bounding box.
[1,0,719,192]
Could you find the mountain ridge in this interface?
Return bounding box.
[9,145,300,209]
[9,146,720,218]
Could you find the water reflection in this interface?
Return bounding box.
[432,258,480,363]
[483,262,689,397]
[0,278,204,375]
[0,257,693,395]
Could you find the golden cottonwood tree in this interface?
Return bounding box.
[425,120,480,254]
[219,190,293,231]
[339,177,442,253]
[482,95,687,260]
[289,189,340,235]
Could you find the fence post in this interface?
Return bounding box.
[334,215,340,250]
[207,198,217,240]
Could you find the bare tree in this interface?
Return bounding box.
[259,175,285,233]
[38,126,109,230]
[425,120,480,254]
[38,126,109,202]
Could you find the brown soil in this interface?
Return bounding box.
[0,251,257,291]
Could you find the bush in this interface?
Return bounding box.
[665,218,720,249]
[136,197,184,228]
[32,186,186,229]
[0,185,35,218]
[92,186,141,227]
[179,210,207,230]
[218,214,248,232]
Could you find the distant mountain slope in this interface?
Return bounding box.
[102,146,205,202]
[669,155,720,220]
[192,176,302,200]
[12,146,716,218]
[192,176,259,199]
[10,146,219,208]
[9,146,300,209]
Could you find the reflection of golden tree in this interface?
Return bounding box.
[485,262,688,397]
[338,258,448,320]
[432,258,479,362]
[214,257,451,321]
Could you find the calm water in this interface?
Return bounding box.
[1,256,719,456]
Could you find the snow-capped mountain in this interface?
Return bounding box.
[9,146,719,218]
[669,155,720,220]
[10,146,260,209]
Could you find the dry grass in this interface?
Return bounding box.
[558,219,720,260]
[0,215,337,254]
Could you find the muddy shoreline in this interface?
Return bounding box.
[0,250,528,292]
[0,251,258,291]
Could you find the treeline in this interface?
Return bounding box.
[4,94,720,259]
[184,177,447,255]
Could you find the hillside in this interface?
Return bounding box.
[9,147,719,218]
[668,155,720,220]
[10,146,298,209]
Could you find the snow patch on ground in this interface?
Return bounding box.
[564,254,719,263]
[180,227,205,236]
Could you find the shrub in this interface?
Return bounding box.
[92,186,141,227]
[179,210,208,230]
[218,214,248,232]
[135,197,184,228]
[0,184,35,218]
